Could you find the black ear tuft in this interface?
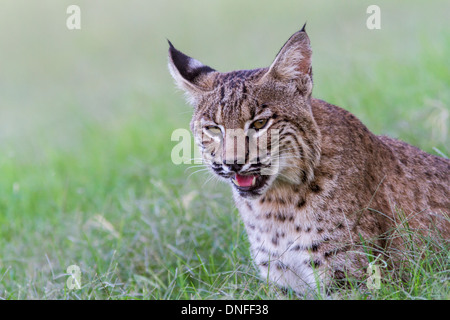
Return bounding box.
[300,22,307,32]
[168,41,215,83]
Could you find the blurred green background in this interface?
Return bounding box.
[0,0,448,299]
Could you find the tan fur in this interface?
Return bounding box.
[168,29,450,294]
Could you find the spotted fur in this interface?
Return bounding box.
[168,27,450,294]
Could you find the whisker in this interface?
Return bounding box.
[186,168,211,180]
[202,173,220,187]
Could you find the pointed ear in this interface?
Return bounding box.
[261,27,313,93]
[168,41,216,105]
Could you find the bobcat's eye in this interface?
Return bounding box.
[205,126,222,135]
[251,119,268,130]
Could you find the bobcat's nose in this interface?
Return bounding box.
[222,161,244,173]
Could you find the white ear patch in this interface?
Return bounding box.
[188,58,205,70]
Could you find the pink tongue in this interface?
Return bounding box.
[235,174,254,187]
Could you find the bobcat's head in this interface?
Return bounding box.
[168,27,321,199]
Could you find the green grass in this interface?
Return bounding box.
[0,0,449,299]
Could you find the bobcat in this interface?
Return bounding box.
[168,25,450,294]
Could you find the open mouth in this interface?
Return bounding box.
[231,173,270,196]
[232,174,257,188]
